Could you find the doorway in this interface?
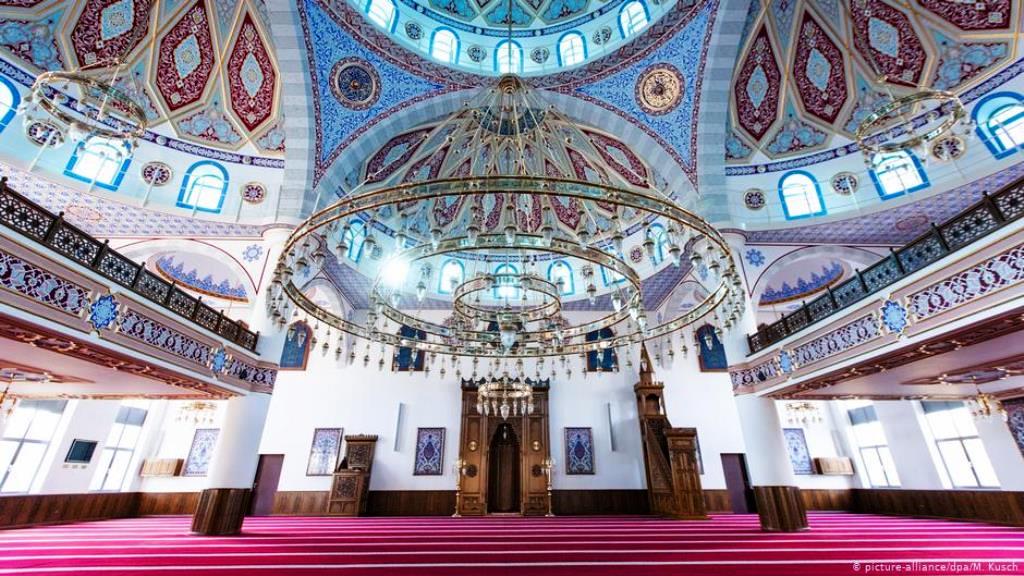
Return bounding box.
[721,453,756,514]
[487,423,521,514]
[250,454,284,516]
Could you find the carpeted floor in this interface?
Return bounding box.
[0,512,1023,575]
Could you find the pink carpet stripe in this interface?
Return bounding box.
[0,513,1021,576]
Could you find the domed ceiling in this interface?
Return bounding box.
[0,0,284,154]
[726,0,1019,162]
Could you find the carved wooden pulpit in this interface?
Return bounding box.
[634,346,707,519]
[327,435,378,516]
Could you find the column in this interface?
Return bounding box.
[248,228,292,360]
[736,396,808,532]
[191,392,272,535]
[872,401,944,489]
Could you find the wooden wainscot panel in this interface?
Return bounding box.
[852,489,1024,526]
[801,489,852,511]
[703,490,732,513]
[0,493,139,528]
[137,492,200,516]
[273,491,329,515]
[551,490,650,515]
[366,491,457,516]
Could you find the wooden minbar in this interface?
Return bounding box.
[326,435,378,516]
[634,346,707,519]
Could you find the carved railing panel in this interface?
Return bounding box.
[0,178,258,351]
[748,180,1022,354]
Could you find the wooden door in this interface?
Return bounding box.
[487,423,521,513]
[250,454,284,516]
[721,453,755,514]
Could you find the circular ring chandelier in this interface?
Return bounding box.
[855,88,967,158]
[452,273,562,324]
[271,75,745,361]
[23,60,148,148]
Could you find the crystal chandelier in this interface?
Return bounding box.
[967,391,1007,422]
[476,375,534,420]
[175,401,218,426]
[269,74,744,362]
[784,401,822,426]
[22,58,148,150]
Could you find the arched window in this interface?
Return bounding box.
[619,1,649,38]
[557,32,586,67]
[64,136,131,191]
[493,263,519,299]
[548,260,574,295]
[344,220,367,263]
[495,40,523,74]
[366,0,396,30]
[438,258,465,294]
[778,171,825,220]
[430,28,459,64]
[870,151,928,199]
[0,76,20,133]
[974,92,1024,158]
[177,161,228,213]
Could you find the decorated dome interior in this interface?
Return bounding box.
[0,0,285,155]
[726,0,1020,162]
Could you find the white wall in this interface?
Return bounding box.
[35,400,120,494]
[872,401,946,490]
[137,400,227,493]
[259,339,649,492]
[975,416,1024,491]
[773,401,856,490]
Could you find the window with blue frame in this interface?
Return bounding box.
[366,0,396,30]
[974,93,1024,158]
[493,263,519,299]
[0,76,19,133]
[64,136,131,191]
[344,220,367,263]
[557,32,586,67]
[430,28,459,64]
[870,151,928,199]
[585,328,618,372]
[177,161,228,213]
[438,258,464,294]
[547,260,574,295]
[778,171,825,219]
[393,325,427,371]
[619,1,649,38]
[495,40,523,74]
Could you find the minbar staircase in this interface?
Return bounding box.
[634,346,706,519]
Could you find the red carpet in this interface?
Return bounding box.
[1,513,1023,575]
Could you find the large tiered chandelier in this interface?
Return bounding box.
[268,74,743,366]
